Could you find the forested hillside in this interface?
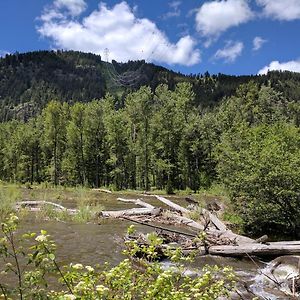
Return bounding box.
[1,50,300,121]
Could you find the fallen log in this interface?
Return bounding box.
[255,235,269,243]
[154,196,254,245]
[117,198,155,209]
[92,188,112,194]
[209,229,255,245]
[15,201,78,214]
[155,195,189,214]
[201,208,254,245]
[101,208,159,218]
[173,215,204,231]
[101,197,159,218]
[202,208,227,231]
[209,243,300,257]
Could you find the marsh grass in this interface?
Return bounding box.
[73,203,104,223]
[0,184,20,219]
[188,205,204,221]
[0,182,105,223]
[36,204,71,221]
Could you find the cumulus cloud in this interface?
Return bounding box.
[162,1,181,19]
[253,36,267,51]
[214,41,244,62]
[258,59,300,74]
[38,1,200,66]
[256,0,300,21]
[195,0,253,45]
[54,0,87,16]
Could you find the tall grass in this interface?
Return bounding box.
[0,184,20,219]
[73,186,104,222]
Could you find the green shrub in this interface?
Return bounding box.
[217,122,300,237]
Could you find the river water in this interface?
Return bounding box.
[16,192,298,299]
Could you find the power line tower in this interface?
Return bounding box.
[104,48,109,62]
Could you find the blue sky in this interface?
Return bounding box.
[1,0,300,75]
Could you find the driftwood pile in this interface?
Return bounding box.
[101,195,300,258]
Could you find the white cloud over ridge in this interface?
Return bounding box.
[258,59,300,74]
[256,0,300,21]
[195,0,253,45]
[0,50,10,57]
[38,1,201,66]
[214,41,244,63]
[253,36,267,51]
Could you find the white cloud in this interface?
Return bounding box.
[214,41,244,62]
[253,36,267,51]
[256,0,300,21]
[258,59,300,74]
[54,0,87,17]
[162,1,181,19]
[38,1,201,66]
[195,0,253,45]
[0,50,10,57]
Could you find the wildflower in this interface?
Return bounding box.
[75,281,85,291]
[10,215,19,222]
[96,285,109,293]
[85,265,94,272]
[35,235,47,242]
[63,294,76,300]
[71,263,83,270]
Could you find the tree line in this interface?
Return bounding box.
[0,82,212,192]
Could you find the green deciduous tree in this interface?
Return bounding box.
[125,86,154,190]
[42,101,68,185]
[217,122,300,237]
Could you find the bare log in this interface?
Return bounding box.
[201,208,254,245]
[255,235,269,243]
[268,241,300,246]
[173,215,204,230]
[202,208,227,231]
[101,208,157,218]
[101,198,158,218]
[155,195,189,214]
[208,229,255,245]
[117,198,155,209]
[15,201,78,214]
[209,243,300,257]
[92,188,112,194]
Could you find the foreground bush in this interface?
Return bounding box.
[217,122,300,237]
[0,215,235,299]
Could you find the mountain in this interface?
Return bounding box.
[0,50,300,121]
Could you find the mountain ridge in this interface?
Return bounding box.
[0,50,300,121]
